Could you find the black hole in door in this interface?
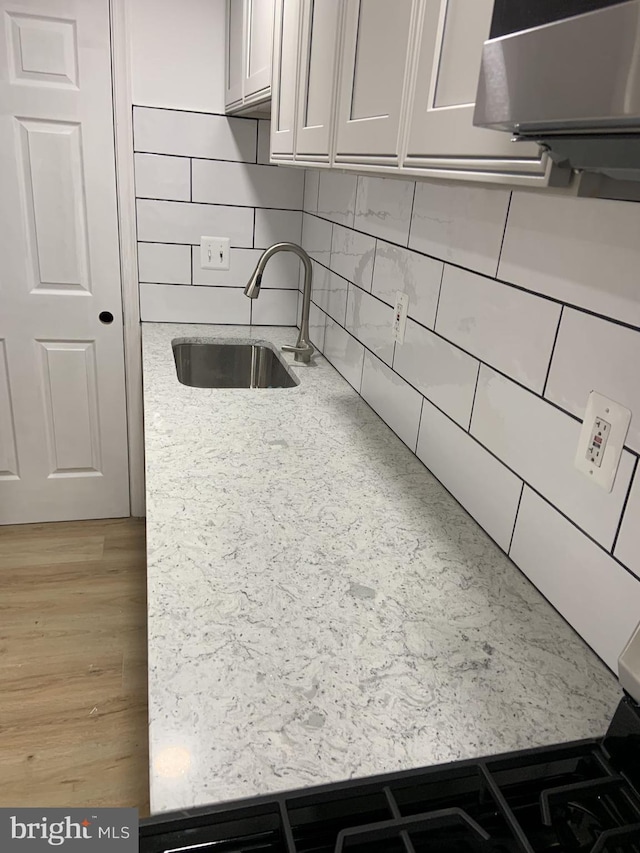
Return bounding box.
[99,311,114,324]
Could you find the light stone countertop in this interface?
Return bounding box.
[142,322,620,814]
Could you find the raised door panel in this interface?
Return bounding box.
[244,0,275,101]
[270,0,300,158]
[335,0,418,163]
[403,0,554,184]
[295,0,341,160]
[225,0,244,109]
[0,341,18,479]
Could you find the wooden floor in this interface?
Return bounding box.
[0,518,149,814]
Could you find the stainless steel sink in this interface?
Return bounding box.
[172,341,298,389]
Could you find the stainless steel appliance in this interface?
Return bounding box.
[474,0,640,187]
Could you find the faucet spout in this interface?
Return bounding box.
[244,242,315,364]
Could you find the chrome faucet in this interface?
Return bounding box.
[244,242,315,364]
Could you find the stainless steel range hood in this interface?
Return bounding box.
[474,0,640,184]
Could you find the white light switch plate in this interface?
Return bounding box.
[574,391,631,492]
[200,236,230,270]
[393,292,409,344]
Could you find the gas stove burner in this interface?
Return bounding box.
[552,801,604,851]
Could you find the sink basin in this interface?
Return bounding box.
[172,341,298,389]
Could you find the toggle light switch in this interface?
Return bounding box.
[200,236,230,270]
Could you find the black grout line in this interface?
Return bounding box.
[495,191,513,275]
[432,263,445,330]
[312,298,640,580]
[413,397,425,455]
[136,196,301,212]
[308,255,640,457]
[611,454,638,554]
[541,305,563,397]
[507,482,526,555]
[254,121,259,165]
[468,362,481,433]
[189,159,192,203]
[407,181,417,248]
[252,208,256,249]
[134,103,260,121]
[304,211,640,335]
[134,149,284,168]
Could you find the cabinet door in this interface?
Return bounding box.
[271,0,300,158]
[334,0,419,164]
[403,0,559,184]
[295,0,342,161]
[225,0,244,110]
[243,0,275,102]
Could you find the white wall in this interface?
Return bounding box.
[128,0,226,113]
[301,169,640,672]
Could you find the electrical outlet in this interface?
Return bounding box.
[200,236,230,270]
[393,292,409,344]
[575,391,631,492]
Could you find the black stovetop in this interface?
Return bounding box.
[140,696,640,853]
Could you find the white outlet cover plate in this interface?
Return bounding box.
[200,236,230,270]
[393,291,409,344]
[574,391,631,492]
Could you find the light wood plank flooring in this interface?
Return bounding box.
[0,518,149,814]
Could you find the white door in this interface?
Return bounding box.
[0,0,130,524]
[243,0,275,102]
[295,0,342,161]
[225,0,244,110]
[403,0,555,184]
[270,0,300,159]
[334,0,419,164]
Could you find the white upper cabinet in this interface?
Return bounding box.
[403,0,563,185]
[271,0,301,159]
[295,0,342,161]
[225,0,275,114]
[225,0,244,110]
[334,0,419,164]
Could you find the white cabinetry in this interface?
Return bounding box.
[225,0,275,115]
[403,0,561,185]
[271,0,300,158]
[295,0,342,162]
[334,0,419,165]
[267,0,569,187]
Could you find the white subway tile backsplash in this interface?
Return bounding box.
[355,175,415,245]
[310,260,331,312]
[499,192,640,327]
[330,224,375,290]
[371,241,442,330]
[140,282,250,324]
[614,466,640,578]
[254,209,302,249]
[137,199,253,246]
[251,289,298,325]
[192,159,303,210]
[134,153,190,201]
[471,366,635,549]
[303,170,320,213]
[324,272,349,324]
[436,266,562,393]
[510,487,640,671]
[416,398,523,551]
[301,214,332,265]
[345,286,395,366]
[409,181,511,277]
[192,247,299,289]
[393,319,479,428]
[545,309,640,453]
[317,171,358,227]
[323,321,365,390]
[133,107,256,162]
[309,302,327,353]
[257,120,271,165]
[138,242,191,285]
[361,351,422,450]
